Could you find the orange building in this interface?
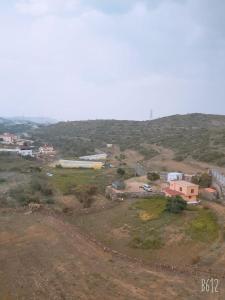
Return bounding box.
[164,180,199,203]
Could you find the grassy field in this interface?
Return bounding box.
[186,208,219,242]
[69,197,221,266]
[49,168,117,195]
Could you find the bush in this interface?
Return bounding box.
[117,168,125,176]
[147,172,160,181]
[130,236,163,249]
[165,196,187,214]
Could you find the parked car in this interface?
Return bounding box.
[143,184,153,192]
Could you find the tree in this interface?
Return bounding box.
[147,172,160,181]
[117,168,125,176]
[74,185,98,208]
[191,173,212,188]
[165,196,187,214]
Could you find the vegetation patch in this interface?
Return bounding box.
[130,235,163,249]
[133,197,167,221]
[187,209,219,242]
[50,168,115,195]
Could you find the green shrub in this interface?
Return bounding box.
[165,196,187,214]
[147,172,160,181]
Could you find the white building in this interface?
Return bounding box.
[167,172,184,182]
[18,147,33,157]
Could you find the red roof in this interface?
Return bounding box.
[164,188,185,196]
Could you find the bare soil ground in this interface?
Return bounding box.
[0,208,223,300]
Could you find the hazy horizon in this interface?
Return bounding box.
[2,112,225,123]
[0,0,225,120]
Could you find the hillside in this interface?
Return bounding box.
[32,113,225,165]
[0,117,39,135]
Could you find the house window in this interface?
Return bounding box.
[179,187,182,192]
[191,189,194,194]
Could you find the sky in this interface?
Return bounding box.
[0,0,225,121]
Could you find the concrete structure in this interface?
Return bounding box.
[0,133,17,144]
[167,172,183,182]
[18,146,33,157]
[56,160,103,169]
[164,180,199,203]
[106,186,163,201]
[112,180,125,190]
[79,153,107,161]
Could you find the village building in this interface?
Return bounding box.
[39,144,55,155]
[18,146,33,157]
[0,133,17,144]
[167,172,183,182]
[164,180,199,204]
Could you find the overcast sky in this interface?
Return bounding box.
[0,0,225,120]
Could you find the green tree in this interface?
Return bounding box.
[191,173,212,188]
[165,196,187,214]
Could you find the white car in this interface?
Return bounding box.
[143,184,153,192]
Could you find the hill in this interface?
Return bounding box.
[32,113,225,165]
[0,117,40,135]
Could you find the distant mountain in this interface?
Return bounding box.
[33,113,225,166]
[0,117,40,135]
[8,116,58,124]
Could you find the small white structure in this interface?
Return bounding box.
[106,144,113,148]
[79,153,107,161]
[18,147,33,157]
[167,172,183,182]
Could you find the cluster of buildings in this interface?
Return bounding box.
[107,170,216,204]
[163,172,199,204]
[0,132,56,158]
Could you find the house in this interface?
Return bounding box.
[18,146,33,157]
[0,133,17,144]
[167,172,183,182]
[164,180,199,203]
[39,144,55,155]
